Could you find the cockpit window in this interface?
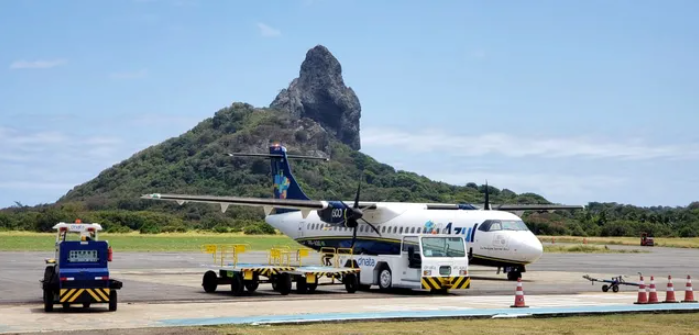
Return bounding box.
[478,219,529,232]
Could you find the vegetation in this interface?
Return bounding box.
[1,103,698,240]
[543,244,647,253]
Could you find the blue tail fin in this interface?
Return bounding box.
[269,144,311,201]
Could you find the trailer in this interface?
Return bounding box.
[337,234,471,293]
[582,274,639,293]
[40,220,123,312]
[199,244,360,295]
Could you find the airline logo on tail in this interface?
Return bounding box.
[274,172,290,199]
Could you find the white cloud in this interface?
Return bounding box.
[109,69,148,79]
[362,127,699,161]
[257,23,281,37]
[9,59,66,70]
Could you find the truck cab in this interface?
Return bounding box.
[343,234,470,293]
[41,220,122,312]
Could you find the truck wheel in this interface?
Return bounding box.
[202,271,218,293]
[230,273,244,296]
[43,288,53,312]
[109,290,117,312]
[344,273,358,293]
[276,273,292,295]
[378,266,392,291]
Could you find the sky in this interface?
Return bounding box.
[1,0,698,209]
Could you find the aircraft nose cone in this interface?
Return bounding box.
[517,234,543,262]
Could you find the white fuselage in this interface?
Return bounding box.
[265,202,544,270]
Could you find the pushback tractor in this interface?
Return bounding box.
[40,220,123,312]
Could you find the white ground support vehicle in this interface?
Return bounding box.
[338,234,471,293]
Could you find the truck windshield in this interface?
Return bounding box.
[421,237,466,258]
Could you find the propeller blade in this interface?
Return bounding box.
[351,225,358,248]
[484,180,491,210]
[361,218,382,236]
[353,170,363,209]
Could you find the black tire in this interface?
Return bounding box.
[296,278,308,293]
[276,273,292,295]
[244,273,259,293]
[378,266,392,291]
[612,285,619,293]
[43,288,53,312]
[230,273,244,296]
[62,303,70,309]
[344,273,358,294]
[602,284,609,292]
[109,290,117,312]
[507,271,522,281]
[358,284,371,291]
[202,271,218,293]
[307,282,318,293]
[83,303,91,309]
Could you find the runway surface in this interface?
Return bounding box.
[2,243,698,304]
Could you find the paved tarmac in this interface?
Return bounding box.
[3,292,699,334]
[2,243,699,304]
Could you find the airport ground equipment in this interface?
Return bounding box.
[199,244,360,295]
[337,234,471,293]
[40,220,123,312]
[582,274,639,293]
[640,233,655,246]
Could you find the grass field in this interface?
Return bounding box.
[543,244,648,253]
[539,235,699,249]
[0,232,695,252]
[0,231,299,252]
[205,313,699,335]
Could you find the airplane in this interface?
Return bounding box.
[141,143,584,281]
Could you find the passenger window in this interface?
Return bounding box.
[381,226,386,233]
[399,227,404,234]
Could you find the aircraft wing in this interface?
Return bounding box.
[142,193,326,213]
[491,204,584,211]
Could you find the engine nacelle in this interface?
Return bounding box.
[317,201,357,228]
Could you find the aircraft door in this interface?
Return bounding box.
[298,221,304,238]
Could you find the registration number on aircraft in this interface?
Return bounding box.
[357,257,376,267]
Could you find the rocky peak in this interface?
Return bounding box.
[270,45,361,150]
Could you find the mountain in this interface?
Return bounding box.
[4,45,697,237]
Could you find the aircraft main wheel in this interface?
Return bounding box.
[378,266,392,291]
[507,271,522,281]
[202,271,218,293]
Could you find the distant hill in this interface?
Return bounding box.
[1,45,697,238]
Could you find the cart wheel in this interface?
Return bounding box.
[244,273,259,293]
[230,273,244,296]
[296,278,308,293]
[109,290,117,311]
[344,273,358,294]
[276,273,292,295]
[602,284,609,292]
[43,288,53,312]
[612,285,619,293]
[202,271,218,293]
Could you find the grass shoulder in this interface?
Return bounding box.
[538,235,699,249]
[0,231,300,252]
[544,244,648,254]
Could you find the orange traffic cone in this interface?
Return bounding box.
[511,278,528,308]
[682,275,697,303]
[664,275,678,303]
[647,276,659,304]
[634,275,647,304]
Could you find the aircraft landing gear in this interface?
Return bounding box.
[507,271,522,281]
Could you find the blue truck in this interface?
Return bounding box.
[41,220,123,312]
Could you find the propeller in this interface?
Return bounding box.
[339,170,381,249]
[483,180,492,210]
